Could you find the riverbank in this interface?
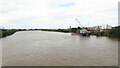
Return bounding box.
[0,29,17,37]
[0,29,70,38]
[40,29,69,33]
[1,26,120,38]
[91,26,120,37]
[0,29,27,38]
[40,27,120,37]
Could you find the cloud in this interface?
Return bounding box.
[0,0,119,29]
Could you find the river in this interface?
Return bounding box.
[2,31,118,66]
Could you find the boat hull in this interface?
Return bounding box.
[79,33,90,36]
[71,33,90,36]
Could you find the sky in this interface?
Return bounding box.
[0,0,119,29]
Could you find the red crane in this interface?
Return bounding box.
[75,19,83,28]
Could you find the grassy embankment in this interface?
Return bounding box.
[0,29,26,38]
[40,29,69,33]
[91,26,120,37]
[0,26,120,38]
[40,27,120,37]
[0,29,69,38]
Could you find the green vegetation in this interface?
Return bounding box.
[0,29,69,38]
[0,29,17,37]
[40,29,69,33]
[0,29,27,38]
[91,26,120,37]
[41,27,120,37]
[104,26,120,37]
[0,26,120,38]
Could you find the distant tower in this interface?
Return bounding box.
[69,26,71,32]
[70,26,71,29]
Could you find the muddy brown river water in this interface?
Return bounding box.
[2,31,118,66]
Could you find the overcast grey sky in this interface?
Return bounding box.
[0,0,119,29]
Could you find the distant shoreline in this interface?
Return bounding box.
[0,27,120,38]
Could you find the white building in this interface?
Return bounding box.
[99,24,112,29]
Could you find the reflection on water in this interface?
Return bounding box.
[2,31,118,66]
[108,37,120,41]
